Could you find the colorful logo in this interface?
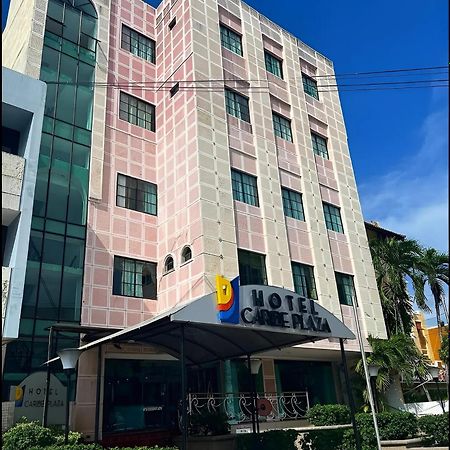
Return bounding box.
[15,385,25,407]
[216,275,240,324]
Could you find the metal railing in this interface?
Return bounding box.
[187,391,309,423]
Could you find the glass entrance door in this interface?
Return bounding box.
[103,359,180,433]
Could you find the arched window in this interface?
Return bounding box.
[164,255,174,273]
[181,246,192,263]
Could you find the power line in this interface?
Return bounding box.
[318,84,449,93]
[317,78,448,88]
[312,65,448,78]
[45,78,448,89]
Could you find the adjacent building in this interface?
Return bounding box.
[2,68,46,346]
[412,312,447,368]
[2,0,387,442]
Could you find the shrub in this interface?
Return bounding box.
[306,404,351,426]
[338,411,418,450]
[29,445,102,450]
[307,428,349,450]
[236,430,299,450]
[376,411,417,440]
[54,431,83,445]
[2,421,56,450]
[418,413,449,446]
[107,447,178,450]
[188,409,230,436]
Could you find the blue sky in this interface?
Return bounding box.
[2,0,448,312]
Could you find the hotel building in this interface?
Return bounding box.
[2,0,387,442]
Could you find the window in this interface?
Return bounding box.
[220,24,243,56]
[113,256,157,299]
[292,263,317,299]
[2,127,21,155]
[302,74,319,100]
[311,132,329,159]
[121,25,155,64]
[181,246,192,263]
[273,113,293,142]
[170,82,180,97]
[231,169,259,206]
[116,174,157,215]
[168,17,176,30]
[282,188,305,221]
[225,89,250,123]
[335,272,355,306]
[238,249,267,286]
[164,255,174,273]
[323,203,344,233]
[119,92,155,132]
[265,51,283,78]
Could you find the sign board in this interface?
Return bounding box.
[216,276,335,336]
[10,371,66,424]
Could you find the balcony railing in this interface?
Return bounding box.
[188,391,309,423]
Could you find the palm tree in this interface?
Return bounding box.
[369,238,422,335]
[356,334,431,409]
[413,247,449,340]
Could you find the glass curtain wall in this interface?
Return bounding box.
[2,0,97,402]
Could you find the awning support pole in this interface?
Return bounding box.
[339,338,362,450]
[246,354,257,446]
[351,299,382,450]
[181,325,188,450]
[42,326,54,427]
[94,345,102,442]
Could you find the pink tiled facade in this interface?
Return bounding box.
[73,0,386,438]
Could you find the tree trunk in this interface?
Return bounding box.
[422,384,432,402]
[432,288,443,342]
[396,300,405,334]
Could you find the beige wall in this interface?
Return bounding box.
[190,0,386,341]
[2,0,47,78]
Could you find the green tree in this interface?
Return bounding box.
[356,334,430,409]
[413,247,449,340]
[439,331,448,363]
[369,238,422,335]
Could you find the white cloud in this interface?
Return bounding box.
[358,91,449,320]
[359,91,449,252]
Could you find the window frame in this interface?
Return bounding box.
[121,24,156,64]
[181,246,192,263]
[119,91,156,132]
[281,188,305,221]
[264,51,283,79]
[311,132,329,159]
[113,255,157,299]
[238,249,268,286]
[116,173,157,216]
[292,262,317,299]
[335,272,356,306]
[273,112,293,142]
[219,24,243,56]
[323,202,344,233]
[164,255,174,274]
[231,169,259,207]
[302,73,319,100]
[224,88,251,123]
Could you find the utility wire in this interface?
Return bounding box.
[44,65,449,87]
[312,65,448,78]
[45,78,448,88]
[318,84,449,93]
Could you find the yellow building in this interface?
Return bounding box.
[412,312,447,368]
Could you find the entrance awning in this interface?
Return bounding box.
[76,284,355,366]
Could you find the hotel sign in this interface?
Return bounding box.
[11,372,66,424]
[216,276,332,335]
